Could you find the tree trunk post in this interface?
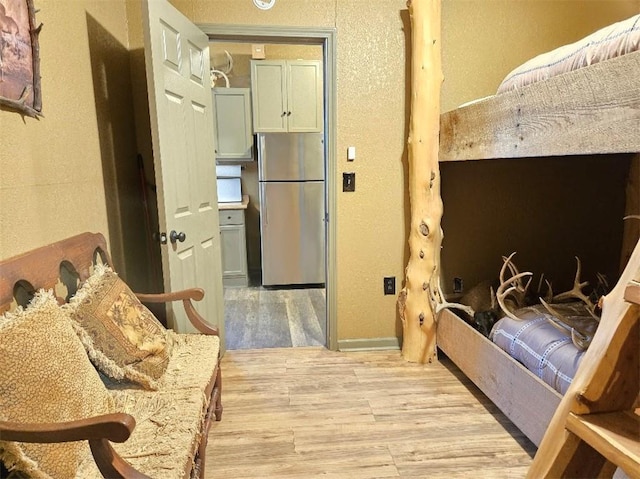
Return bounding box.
[398,0,444,364]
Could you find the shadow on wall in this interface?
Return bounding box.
[85,13,154,293]
[397,7,412,344]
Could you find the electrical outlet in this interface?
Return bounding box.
[383,277,396,295]
[453,277,464,294]
[343,172,355,192]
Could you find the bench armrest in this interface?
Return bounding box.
[0,414,151,479]
[136,289,219,336]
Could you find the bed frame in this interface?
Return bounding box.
[435,49,640,448]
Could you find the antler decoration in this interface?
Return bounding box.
[539,299,593,350]
[548,256,599,321]
[496,252,533,321]
[433,278,475,318]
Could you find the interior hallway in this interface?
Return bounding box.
[206,347,535,478]
[224,286,326,350]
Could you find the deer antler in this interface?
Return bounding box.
[552,256,599,321]
[496,253,533,321]
[432,278,475,318]
[536,273,554,303]
[539,298,592,350]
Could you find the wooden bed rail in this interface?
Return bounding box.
[439,50,640,162]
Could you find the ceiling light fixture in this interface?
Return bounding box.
[253,0,276,10]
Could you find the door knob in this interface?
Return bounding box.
[169,230,186,243]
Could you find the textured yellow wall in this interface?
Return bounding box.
[168,0,639,343]
[441,0,640,112]
[2,0,637,344]
[0,0,150,290]
[0,2,116,258]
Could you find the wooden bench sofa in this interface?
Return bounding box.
[0,232,222,479]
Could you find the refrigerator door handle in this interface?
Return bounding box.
[260,183,267,225]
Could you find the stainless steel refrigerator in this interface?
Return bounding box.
[258,132,325,286]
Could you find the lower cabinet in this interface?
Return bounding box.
[219,209,248,287]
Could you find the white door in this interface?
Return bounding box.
[142,0,224,347]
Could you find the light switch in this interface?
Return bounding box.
[347,146,356,161]
[343,172,355,192]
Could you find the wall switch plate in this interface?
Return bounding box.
[347,146,356,161]
[343,172,355,192]
[383,277,396,295]
[453,277,464,294]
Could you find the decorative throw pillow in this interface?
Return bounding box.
[66,264,171,390]
[0,290,114,479]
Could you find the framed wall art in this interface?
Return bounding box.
[0,0,42,117]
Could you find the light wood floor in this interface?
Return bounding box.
[206,347,536,478]
[224,286,326,350]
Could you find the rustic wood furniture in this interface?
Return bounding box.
[435,45,639,452]
[0,232,222,479]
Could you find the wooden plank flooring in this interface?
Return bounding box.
[206,348,536,478]
[224,287,326,350]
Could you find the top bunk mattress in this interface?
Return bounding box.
[498,14,640,94]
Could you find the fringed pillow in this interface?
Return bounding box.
[0,290,114,479]
[66,264,172,390]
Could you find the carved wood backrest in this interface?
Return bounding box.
[0,232,111,314]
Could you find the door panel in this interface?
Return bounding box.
[143,0,224,346]
[250,61,287,132]
[288,61,323,132]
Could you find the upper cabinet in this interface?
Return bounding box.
[250,60,323,133]
[213,87,253,162]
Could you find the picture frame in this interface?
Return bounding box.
[0,0,42,117]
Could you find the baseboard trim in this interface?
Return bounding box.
[338,337,400,351]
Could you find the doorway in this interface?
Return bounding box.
[201,24,337,351]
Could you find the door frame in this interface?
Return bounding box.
[200,24,338,351]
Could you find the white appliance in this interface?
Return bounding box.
[216,164,242,203]
[258,132,325,286]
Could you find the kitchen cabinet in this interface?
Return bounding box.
[250,60,323,133]
[219,199,249,287]
[212,87,253,161]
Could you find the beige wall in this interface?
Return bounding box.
[441,0,640,112]
[1,0,636,344]
[0,0,150,290]
[172,0,638,343]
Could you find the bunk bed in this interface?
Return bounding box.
[435,15,640,448]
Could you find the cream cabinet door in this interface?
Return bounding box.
[287,61,323,132]
[219,210,248,287]
[250,60,287,132]
[251,60,323,133]
[213,87,254,161]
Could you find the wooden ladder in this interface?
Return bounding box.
[528,277,640,478]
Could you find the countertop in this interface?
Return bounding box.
[218,194,249,210]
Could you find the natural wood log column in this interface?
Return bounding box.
[398,0,443,364]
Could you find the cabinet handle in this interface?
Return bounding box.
[281,111,286,117]
[287,111,292,116]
